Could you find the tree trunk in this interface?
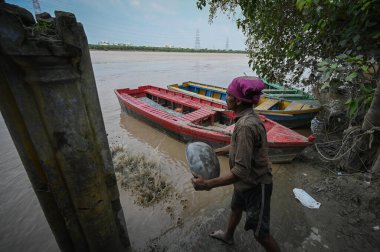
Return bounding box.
[0,4,131,251]
[362,72,380,173]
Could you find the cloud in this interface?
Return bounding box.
[129,0,140,7]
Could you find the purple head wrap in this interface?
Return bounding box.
[226,76,265,105]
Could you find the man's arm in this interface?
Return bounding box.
[214,144,231,156]
[191,171,239,191]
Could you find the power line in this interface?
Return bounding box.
[195,29,200,49]
[32,0,42,15]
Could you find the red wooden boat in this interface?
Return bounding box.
[115,85,314,163]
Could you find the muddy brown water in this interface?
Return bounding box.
[0,51,253,251]
[2,51,378,252]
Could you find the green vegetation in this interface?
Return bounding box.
[197,0,379,172]
[89,44,246,54]
[197,0,378,88]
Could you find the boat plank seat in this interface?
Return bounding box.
[149,108,175,119]
[301,104,314,110]
[145,88,201,109]
[180,106,215,122]
[134,97,178,120]
[255,98,279,110]
[284,102,304,111]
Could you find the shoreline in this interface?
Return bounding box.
[89,44,247,54]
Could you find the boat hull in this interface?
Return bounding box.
[263,112,318,128]
[115,86,313,163]
[118,100,230,148]
[263,79,313,100]
[268,146,308,163]
[119,101,306,163]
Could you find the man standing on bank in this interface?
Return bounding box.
[192,76,280,252]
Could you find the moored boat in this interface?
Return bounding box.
[169,79,314,100]
[115,85,314,163]
[167,81,320,128]
[263,79,313,100]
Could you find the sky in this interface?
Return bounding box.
[8,0,246,50]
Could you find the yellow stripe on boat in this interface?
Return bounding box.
[256,98,279,110]
[285,102,304,111]
[168,86,225,104]
[212,92,221,99]
[188,82,226,92]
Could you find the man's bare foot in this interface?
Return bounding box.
[209,230,234,245]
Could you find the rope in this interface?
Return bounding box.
[314,125,379,162]
[315,137,360,161]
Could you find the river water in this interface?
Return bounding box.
[0,51,256,251]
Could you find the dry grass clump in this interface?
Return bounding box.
[111,145,171,206]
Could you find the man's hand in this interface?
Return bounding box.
[214,144,230,156]
[191,172,210,191]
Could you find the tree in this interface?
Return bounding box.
[197,0,380,172]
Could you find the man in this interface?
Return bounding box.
[192,76,280,252]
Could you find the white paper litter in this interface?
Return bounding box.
[293,188,321,209]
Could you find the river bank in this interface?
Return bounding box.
[110,110,380,251]
[119,144,380,252]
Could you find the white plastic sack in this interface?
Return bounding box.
[293,188,321,209]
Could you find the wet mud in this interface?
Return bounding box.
[112,112,380,252]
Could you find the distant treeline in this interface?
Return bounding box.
[89,44,246,54]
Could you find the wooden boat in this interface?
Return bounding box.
[115,85,315,163]
[263,79,313,100]
[167,81,320,128]
[169,80,313,100]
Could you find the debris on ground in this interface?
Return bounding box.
[111,145,172,207]
[293,188,321,209]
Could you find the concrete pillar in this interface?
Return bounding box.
[0,3,130,251]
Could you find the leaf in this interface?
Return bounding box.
[303,23,311,31]
[318,19,326,29]
[345,72,358,81]
[317,61,329,66]
[353,34,360,43]
[318,66,328,71]
[321,69,332,82]
[363,96,373,108]
[339,40,347,47]
[320,82,330,90]
[370,31,380,39]
[362,1,372,11]
[345,98,352,105]
[287,51,296,57]
[361,65,369,73]
[360,84,374,95]
[331,63,338,69]
[337,54,348,59]
[348,100,358,118]
[296,0,307,10]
